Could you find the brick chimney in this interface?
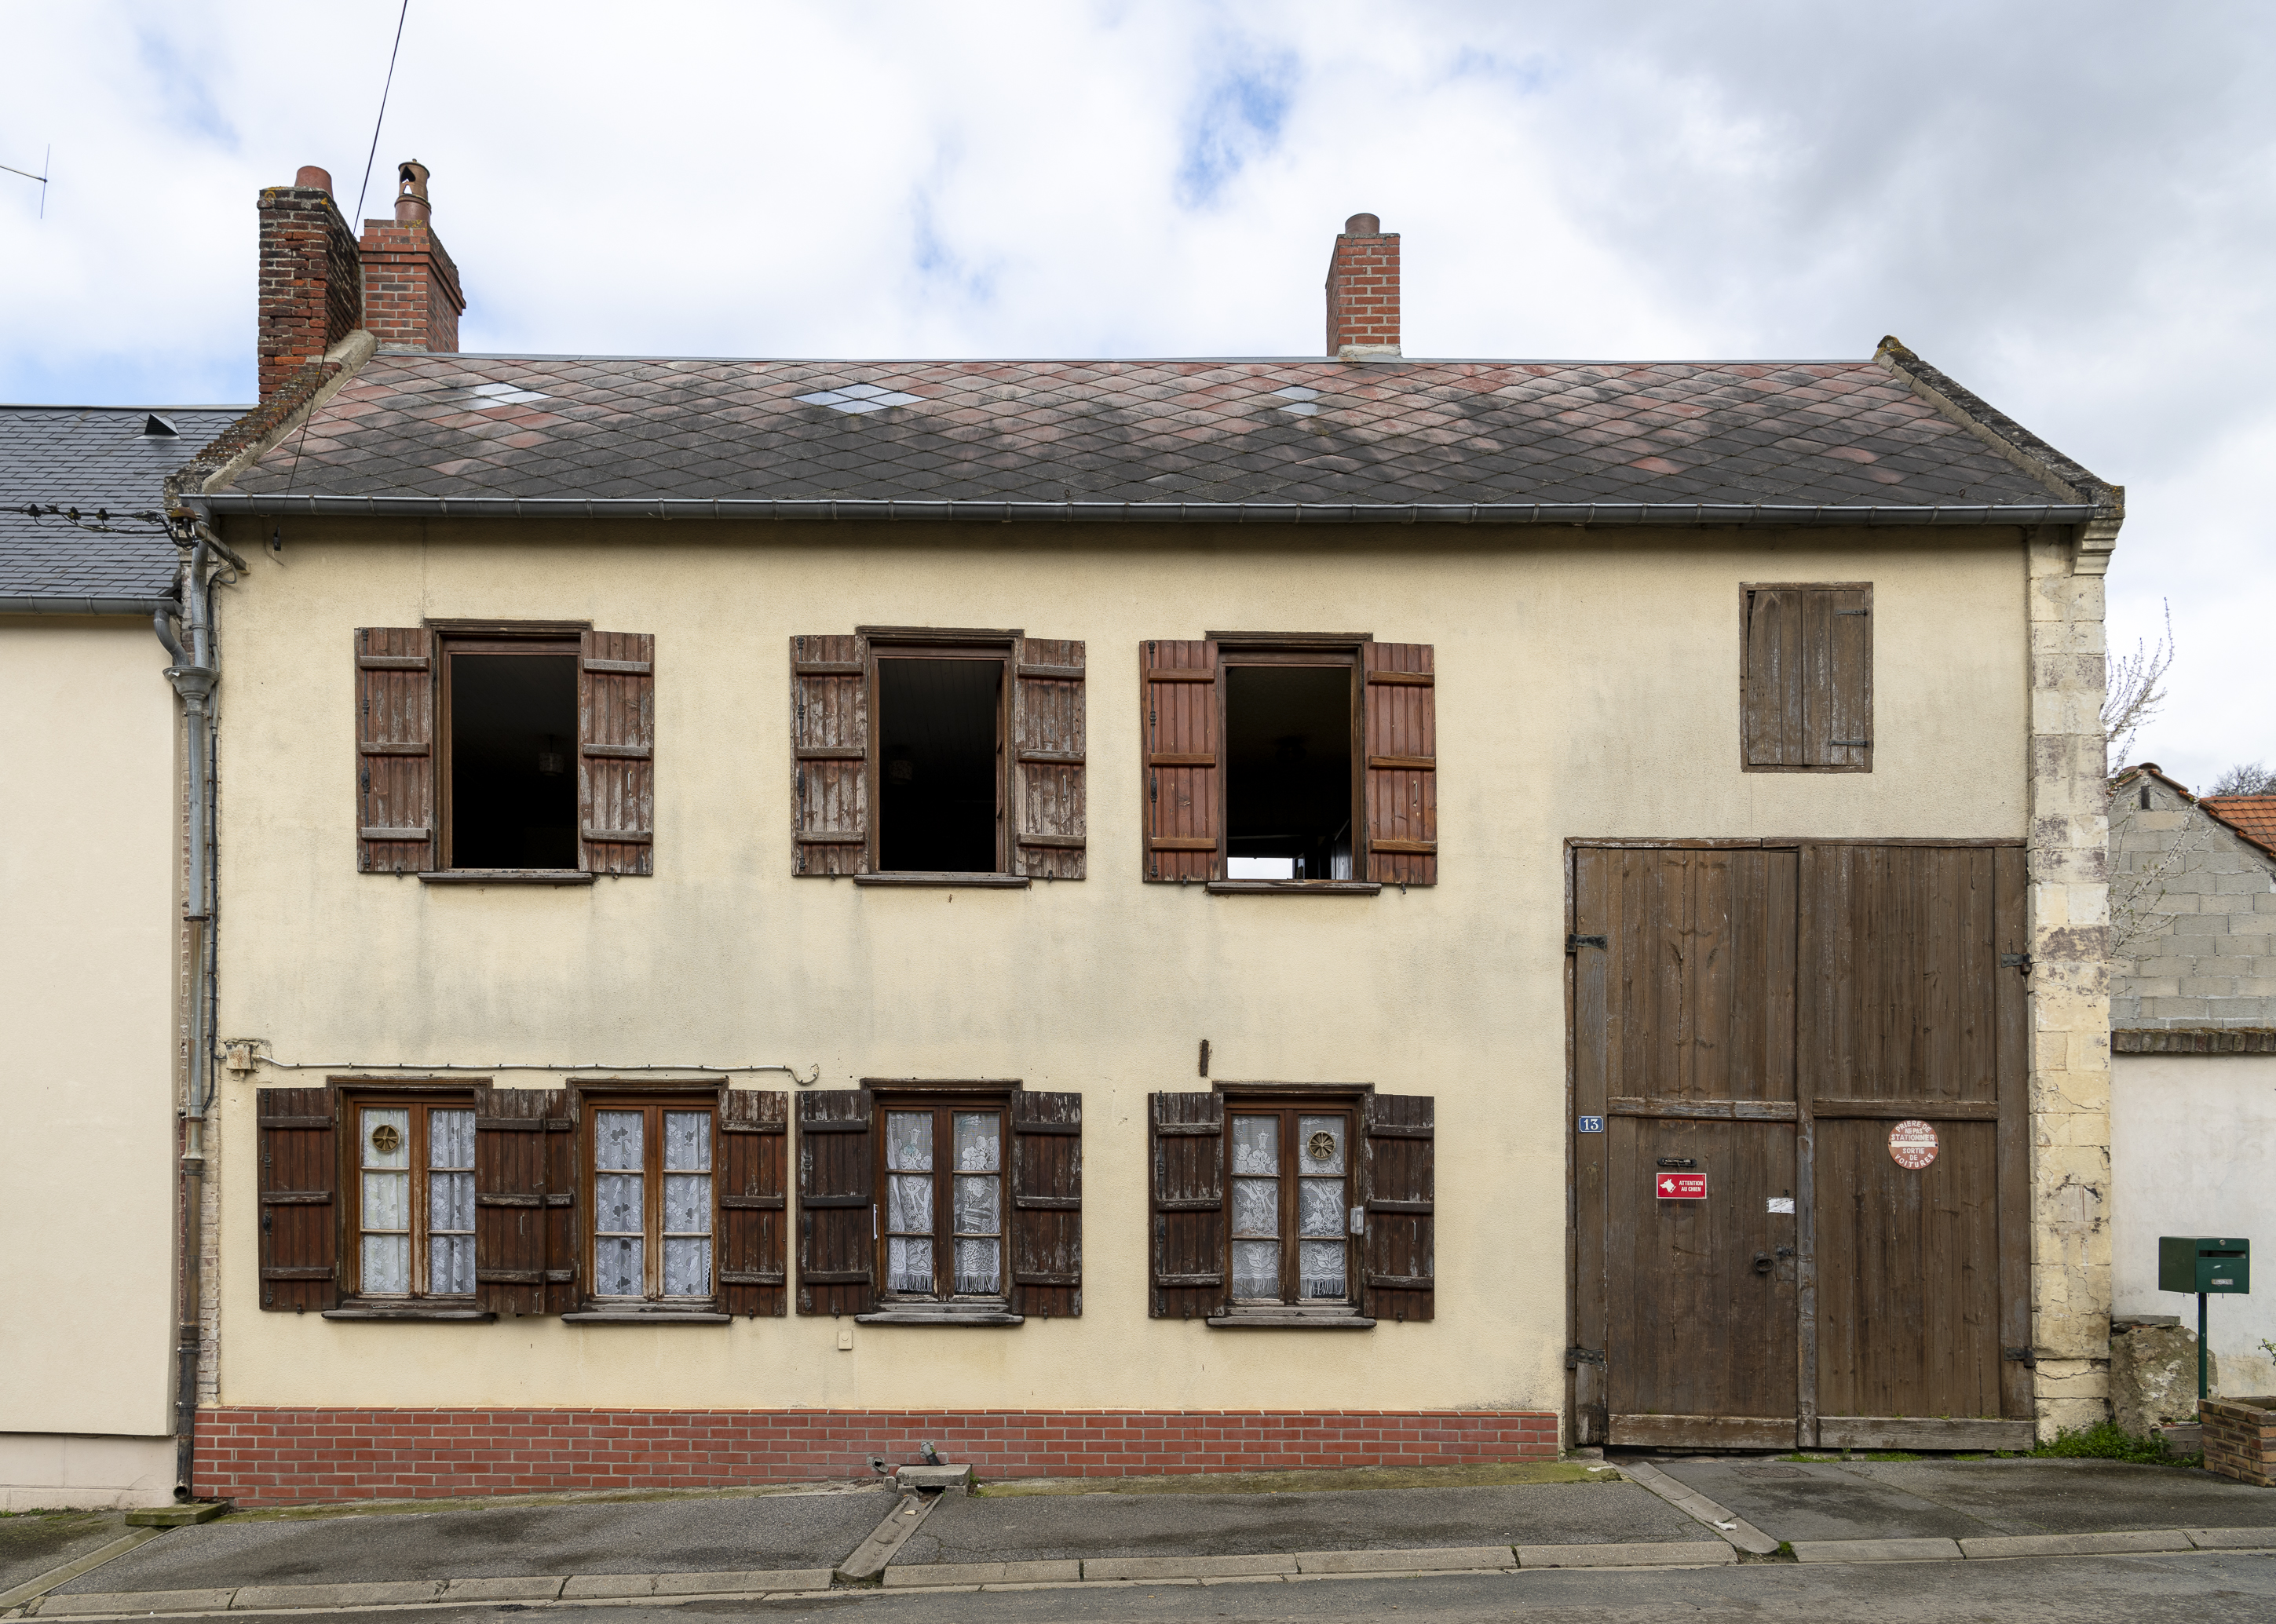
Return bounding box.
[1324,213,1399,360]
[360,160,466,353]
[256,166,363,400]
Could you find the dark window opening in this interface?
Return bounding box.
[1226,664,1354,880]
[448,651,578,870]
[877,657,1003,873]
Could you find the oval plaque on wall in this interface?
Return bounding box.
[1887,1118,1939,1170]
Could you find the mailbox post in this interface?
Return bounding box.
[2159,1237,2251,1403]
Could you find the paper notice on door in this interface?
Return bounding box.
[1766,1196,1796,1214]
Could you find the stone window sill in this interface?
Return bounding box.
[419,870,597,886]
[1204,881,1383,896]
[1205,1310,1375,1330]
[323,1303,496,1323]
[853,872,1031,889]
[856,1306,1025,1327]
[561,1309,732,1324]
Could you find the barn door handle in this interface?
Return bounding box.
[1753,1252,1773,1275]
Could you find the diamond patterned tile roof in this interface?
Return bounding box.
[210,352,2090,518]
[3,405,245,599]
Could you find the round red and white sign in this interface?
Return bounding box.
[1888,1119,1939,1170]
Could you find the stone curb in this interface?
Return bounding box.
[1516,1542,1734,1568]
[564,1570,835,1598]
[1084,1554,1294,1581]
[882,1561,1080,1588]
[2184,1527,2276,1550]
[1960,1531,2190,1559]
[0,1531,171,1614]
[1792,1538,1964,1564]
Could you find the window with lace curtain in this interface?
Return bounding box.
[876,1096,1007,1306]
[583,1098,717,1308]
[347,1097,477,1301]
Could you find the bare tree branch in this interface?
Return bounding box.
[2103,599,2173,777]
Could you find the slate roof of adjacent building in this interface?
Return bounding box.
[199,349,2110,524]
[3,404,246,600]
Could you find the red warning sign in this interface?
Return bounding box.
[1888,1119,1939,1170]
[1655,1172,1708,1199]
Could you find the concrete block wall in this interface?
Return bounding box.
[2109,774,2276,1027]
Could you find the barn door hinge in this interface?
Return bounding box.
[2000,953,2033,973]
[1565,1345,1605,1370]
[1567,934,1607,954]
[2004,1346,2037,1367]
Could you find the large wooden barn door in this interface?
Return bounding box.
[1799,845,2034,1451]
[1571,842,2033,1453]
[1572,846,1803,1450]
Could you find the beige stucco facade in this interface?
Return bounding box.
[0,616,181,1509]
[207,519,2044,1422]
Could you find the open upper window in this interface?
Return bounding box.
[1142,634,1435,890]
[1741,585,1872,772]
[795,1084,1083,1325]
[791,630,1086,885]
[354,623,656,879]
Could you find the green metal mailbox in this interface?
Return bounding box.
[2159,1236,2249,1294]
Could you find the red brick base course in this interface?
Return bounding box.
[2201,1396,2276,1487]
[193,1407,1559,1506]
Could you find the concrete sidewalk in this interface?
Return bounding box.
[4,1456,2274,1616]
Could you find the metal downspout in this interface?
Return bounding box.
[160,534,220,1502]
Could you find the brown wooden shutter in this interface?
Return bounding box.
[258,1086,339,1312]
[1361,1093,1434,1323]
[1810,587,1872,769]
[1364,643,1437,885]
[1014,639,1086,879]
[476,1086,569,1316]
[580,631,656,874]
[1744,587,1871,769]
[720,1088,790,1317]
[792,634,870,875]
[1009,1091,1082,1318]
[356,627,434,873]
[795,1089,874,1314]
[1149,1092,1224,1319]
[1142,640,1219,881]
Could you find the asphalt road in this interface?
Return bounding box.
[198,1553,2275,1623]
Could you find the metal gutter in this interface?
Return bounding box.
[0,594,180,614]
[194,494,2101,526]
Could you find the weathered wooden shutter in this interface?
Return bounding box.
[1009,1092,1082,1317]
[1811,588,1872,769]
[1744,588,1871,769]
[1364,643,1437,885]
[1142,640,1218,881]
[795,1089,874,1314]
[356,627,434,873]
[258,1086,339,1312]
[580,631,655,874]
[792,634,870,875]
[1014,639,1086,879]
[1149,1092,1224,1318]
[476,1087,572,1315]
[720,1089,790,1317]
[1361,1093,1434,1323]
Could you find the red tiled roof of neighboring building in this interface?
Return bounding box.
[2202,795,2276,859]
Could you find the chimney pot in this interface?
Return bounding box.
[1324,212,1400,360]
[393,159,432,225]
[295,165,334,194]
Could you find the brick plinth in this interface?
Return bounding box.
[2200,1396,2276,1487]
[193,1407,1557,1507]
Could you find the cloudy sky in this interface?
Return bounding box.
[5,2,2268,786]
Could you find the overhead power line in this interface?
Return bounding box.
[2,145,51,217]
[352,2,411,225]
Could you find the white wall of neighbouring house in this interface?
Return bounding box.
[2111,1051,2276,1396]
[207,520,2033,1423]
[0,616,181,1509]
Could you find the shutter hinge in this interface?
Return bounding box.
[1830,739,1872,747]
[2000,953,2033,973]
[1565,1345,1605,1370]
[2004,1346,2037,1367]
[1567,934,1607,953]
[1835,608,1870,615]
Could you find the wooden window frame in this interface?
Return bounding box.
[568,1087,728,1323]
[1211,1083,1373,1328]
[859,631,1020,887]
[333,1083,484,1316]
[1739,583,1874,775]
[858,1078,1025,1326]
[432,622,590,880]
[1204,633,1379,896]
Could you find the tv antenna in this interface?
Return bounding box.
[2,145,50,217]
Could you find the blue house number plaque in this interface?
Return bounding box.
[1576,1116,1605,1134]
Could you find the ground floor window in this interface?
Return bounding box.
[588,1100,715,1303]
[881,1098,1006,1301]
[351,1097,477,1300]
[1230,1104,1355,1306]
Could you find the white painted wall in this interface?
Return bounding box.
[2111,1052,2276,1396]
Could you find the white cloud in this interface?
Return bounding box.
[3,0,2268,781]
